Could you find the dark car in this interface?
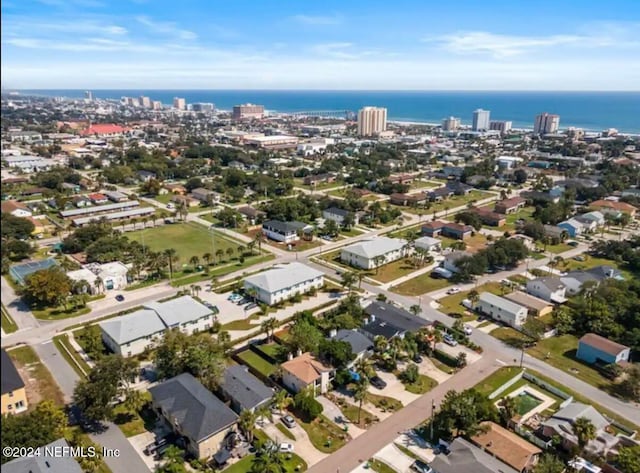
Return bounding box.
[370,376,387,390]
[115,294,125,302]
[144,436,170,456]
[244,302,257,311]
[411,460,433,473]
[412,354,423,363]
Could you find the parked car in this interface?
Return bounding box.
[370,376,387,390]
[236,298,248,305]
[244,302,257,310]
[443,334,458,347]
[144,436,170,456]
[411,460,433,473]
[203,302,215,310]
[446,287,461,295]
[573,255,586,261]
[115,294,125,302]
[166,203,175,209]
[412,354,423,363]
[463,325,472,336]
[282,415,296,428]
[279,443,294,453]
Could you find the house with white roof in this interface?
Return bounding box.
[340,237,408,270]
[67,261,129,294]
[526,277,567,303]
[475,292,528,328]
[243,262,324,305]
[414,236,442,252]
[100,295,215,356]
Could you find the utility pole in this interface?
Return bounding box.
[430,399,436,441]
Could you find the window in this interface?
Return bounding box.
[15,401,24,409]
[8,391,13,398]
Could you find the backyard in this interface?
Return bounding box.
[236,349,277,378]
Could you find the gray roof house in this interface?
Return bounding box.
[243,262,324,305]
[333,329,374,357]
[429,437,518,473]
[2,439,83,473]
[150,373,238,460]
[561,265,624,295]
[221,365,273,413]
[100,296,215,356]
[360,301,431,340]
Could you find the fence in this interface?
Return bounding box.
[522,372,571,399]
[489,371,525,399]
[514,425,553,449]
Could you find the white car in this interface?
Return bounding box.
[446,287,461,295]
[463,325,473,336]
[279,443,294,453]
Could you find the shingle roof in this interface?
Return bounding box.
[99,309,167,345]
[323,207,350,217]
[281,352,332,384]
[2,439,83,473]
[529,276,564,291]
[429,438,518,473]
[579,333,629,356]
[471,422,541,472]
[222,365,273,412]
[149,373,238,442]
[144,295,212,328]
[364,301,430,333]
[334,329,373,355]
[544,402,609,432]
[504,291,551,312]
[244,262,323,294]
[479,292,526,315]
[341,237,406,259]
[1,349,25,395]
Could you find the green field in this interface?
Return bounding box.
[391,272,451,296]
[370,258,423,283]
[501,206,536,231]
[237,350,276,377]
[402,374,438,395]
[438,281,505,317]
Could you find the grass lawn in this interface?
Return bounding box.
[276,423,296,440]
[394,443,421,461]
[542,242,573,254]
[561,255,636,280]
[8,345,65,407]
[439,233,489,253]
[391,272,451,296]
[1,304,18,333]
[370,258,423,284]
[32,305,91,321]
[402,190,495,216]
[222,453,307,473]
[429,356,455,375]
[53,334,91,377]
[527,335,613,391]
[508,274,529,286]
[340,227,364,237]
[127,222,246,266]
[337,401,377,429]
[474,366,523,396]
[403,374,438,395]
[113,392,155,437]
[296,414,348,454]
[369,459,397,473]
[237,350,276,377]
[366,392,403,412]
[490,326,533,348]
[501,206,536,231]
[437,281,505,317]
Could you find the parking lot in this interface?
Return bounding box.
[196,288,262,324]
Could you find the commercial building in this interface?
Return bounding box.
[60,200,139,218]
[3,155,53,173]
[281,352,333,396]
[232,103,264,120]
[442,116,461,131]
[71,206,155,226]
[357,106,387,136]
[576,333,630,365]
[100,296,215,356]
[472,109,491,131]
[490,120,513,133]
[476,292,528,328]
[1,349,28,415]
[173,97,186,110]
[139,96,151,108]
[340,237,408,270]
[192,102,215,112]
[243,262,324,305]
[244,134,298,150]
[534,113,560,134]
[149,373,238,460]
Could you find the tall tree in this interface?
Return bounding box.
[238,409,258,444]
[533,453,566,473]
[573,417,597,451]
[353,378,370,424]
[23,268,72,307]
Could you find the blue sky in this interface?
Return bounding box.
[2,0,639,90]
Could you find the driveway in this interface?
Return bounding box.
[33,340,80,403]
[89,422,151,473]
[402,357,451,384]
[394,432,435,463]
[374,443,414,472]
[368,370,419,406]
[262,414,327,466]
[317,396,366,438]
[435,342,482,365]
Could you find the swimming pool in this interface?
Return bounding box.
[516,391,543,415]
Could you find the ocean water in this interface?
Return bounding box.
[15,90,640,133]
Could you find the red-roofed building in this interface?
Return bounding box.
[589,199,637,217]
[80,124,130,137]
[495,196,527,214]
[422,220,472,240]
[88,193,109,204]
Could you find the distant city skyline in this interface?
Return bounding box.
[2,0,639,90]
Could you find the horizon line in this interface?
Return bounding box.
[7,88,640,93]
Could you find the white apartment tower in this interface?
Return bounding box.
[489,120,513,133]
[534,113,560,134]
[173,97,186,110]
[442,116,461,131]
[139,96,152,108]
[152,101,163,110]
[357,107,387,136]
[472,109,491,131]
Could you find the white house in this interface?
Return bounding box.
[414,236,442,252]
[262,220,312,244]
[443,251,471,273]
[476,292,528,328]
[340,237,408,270]
[100,296,215,356]
[526,277,567,303]
[243,262,324,305]
[322,207,358,226]
[0,200,33,218]
[67,262,129,294]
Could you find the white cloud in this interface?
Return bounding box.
[311,42,356,59]
[136,16,197,41]
[290,14,342,26]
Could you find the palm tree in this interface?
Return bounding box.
[191,285,202,298]
[250,441,286,473]
[373,336,388,353]
[163,248,178,280]
[211,277,220,291]
[94,276,104,294]
[226,247,235,261]
[468,289,480,307]
[341,271,356,294]
[499,396,517,426]
[353,378,370,424]
[409,304,422,317]
[189,255,200,270]
[255,403,272,427]
[238,409,258,444]
[203,252,212,267]
[373,255,386,275]
[574,417,596,451]
[272,390,292,415]
[356,270,366,289]
[215,248,224,264]
[261,317,278,342]
[354,357,374,380]
[254,232,264,252]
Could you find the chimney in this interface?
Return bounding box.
[296,348,302,357]
[363,317,370,326]
[370,314,376,322]
[329,328,337,338]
